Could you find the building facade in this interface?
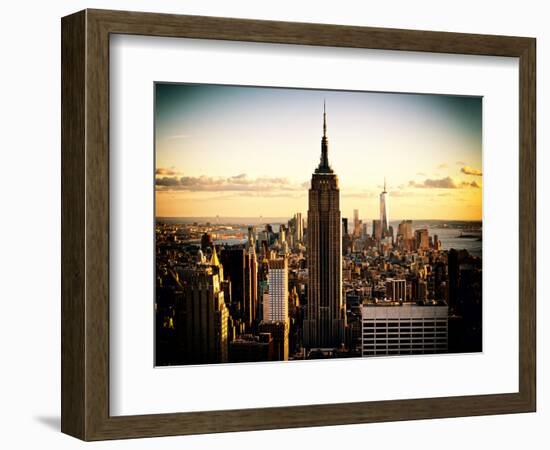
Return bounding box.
[415,228,430,250]
[304,104,345,349]
[385,278,407,301]
[294,212,303,243]
[360,302,448,356]
[175,253,230,364]
[263,258,289,322]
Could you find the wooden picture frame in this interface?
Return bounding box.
[61,9,536,441]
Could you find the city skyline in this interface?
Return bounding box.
[155,94,482,365]
[155,83,483,221]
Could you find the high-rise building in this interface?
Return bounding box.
[353,209,360,237]
[360,302,448,356]
[361,222,369,240]
[220,247,256,329]
[245,246,258,326]
[385,278,407,301]
[415,228,430,250]
[398,220,413,240]
[260,258,289,360]
[279,224,286,244]
[372,219,382,241]
[447,249,459,313]
[342,217,349,236]
[229,333,274,362]
[304,103,345,349]
[200,232,213,252]
[380,178,390,237]
[417,279,428,301]
[247,226,255,249]
[295,212,303,243]
[175,250,229,364]
[258,321,289,361]
[433,233,441,250]
[263,258,288,322]
[396,220,414,251]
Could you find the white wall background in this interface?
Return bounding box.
[0,1,546,448]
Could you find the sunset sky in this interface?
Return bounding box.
[155,83,482,221]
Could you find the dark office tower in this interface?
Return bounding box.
[200,232,213,252]
[388,225,394,242]
[342,217,349,236]
[448,249,459,313]
[294,212,303,243]
[372,219,382,241]
[175,259,229,364]
[220,248,246,322]
[229,333,274,363]
[257,256,269,321]
[304,103,345,349]
[245,246,258,327]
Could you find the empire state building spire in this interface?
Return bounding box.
[323,100,327,137]
[316,101,333,174]
[305,101,345,350]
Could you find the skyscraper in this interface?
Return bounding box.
[415,228,430,250]
[304,103,345,349]
[294,212,303,243]
[353,209,361,237]
[220,247,256,329]
[397,220,413,240]
[263,258,289,322]
[175,250,229,364]
[372,219,382,241]
[245,246,258,326]
[380,177,390,237]
[342,217,349,236]
[260,258,289,360]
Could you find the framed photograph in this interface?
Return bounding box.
[61,9,536,441]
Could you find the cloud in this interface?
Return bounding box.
[437,164,449,169]
[409,176,457,189]
[460,166,483,176]
[461,180,481,188]
[409,176,480,189]
[155,173,304,192]
[416,172,427,176]
[456,161,466,166]
[237,191,306,199]
[155,167,179,176]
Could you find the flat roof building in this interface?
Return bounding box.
[360,301,448,357]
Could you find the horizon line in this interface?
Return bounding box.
[155,216,482,222]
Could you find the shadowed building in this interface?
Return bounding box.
[175,249,229,364]
[229,333,274,362]
[304,103,345,349]
[372,219,382,242]
[220,247,256,330]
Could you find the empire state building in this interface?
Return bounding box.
[304,104,345,349]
